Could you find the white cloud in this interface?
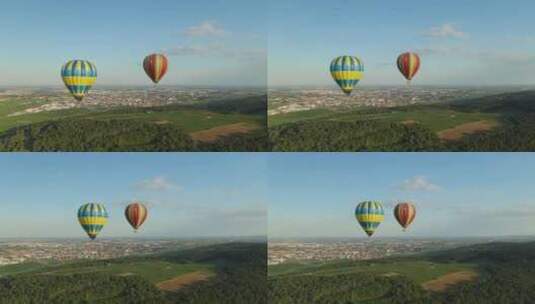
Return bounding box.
[164,45,266,63]
[424,23,468,39]
[183,21,227,37]
[399,176,441,192]
[415,46,466,56]
[135,176,182,191]
[165,45,213,56]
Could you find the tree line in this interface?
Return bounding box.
[0,119,269,152]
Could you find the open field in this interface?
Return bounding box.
[269,259,476,285]
[337,109,500,133]
[81,110,261,134]
[0,262,49,277]
[269,107,500,138]
[34,261,214,284]
[156,270,214,292]
[437,120,499,140]
[0,99,88,132]
[0,259,214,285]
[190,122,259,142]
[269,108,334,127]
[422,270,479,292]
[0,98,264,141]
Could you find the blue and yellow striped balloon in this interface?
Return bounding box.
[78,203,108,240]
[355,201,384,237]
[61,60,97,101]
[330,56,364,95]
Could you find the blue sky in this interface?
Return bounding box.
[0,153,266,238]
[0,0,266,86]
[269,0,535,86]
[268,153,535,238]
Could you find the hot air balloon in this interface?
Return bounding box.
[78,203,108,240]
[355,201,384,237]
[125,202,148,232]
[143,54,168,84]
[397,52,420,85]
[394,202,416,231]
[61,60,97,101]
[330,56,364,95]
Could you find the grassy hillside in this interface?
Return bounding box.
[270,260,474,284]
[269,106,500,131]
[268,241,535,304]
[269,90,535,151]
[0,242,267,304]
[34,261,212,284]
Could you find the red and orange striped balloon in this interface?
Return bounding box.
[143,54,168,84]
[397,52,420,83]
[125,202,148,231]
[393,202,416,231]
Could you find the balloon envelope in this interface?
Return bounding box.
[394,202,416,230]
[330,56,364,95]
[143,54,168,84]
[78,203,108,240]
[355,201,384,237]
[125,202,148,231]
[61,60,97,101]
[397,52,420,82]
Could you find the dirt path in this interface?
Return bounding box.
[422,270,478,292]
[190,122,258,142]
[438,120,497,141]
[156,271,214,292]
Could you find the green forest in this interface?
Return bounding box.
[0,242,267,304]
[269,90,535,152]
[268,241,535,303]
[0,119,268,152]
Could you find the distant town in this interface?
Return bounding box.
[267,238,525,265]
[268,86,530,115]
[0,238,242,266]
[0,86,265,115]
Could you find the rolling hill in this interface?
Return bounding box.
[0,242,267,304]
[269,90,535,151]
[268,241,535,303]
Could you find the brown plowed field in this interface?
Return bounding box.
[156,271,213,292]
[438,120,497,141]
[422,270,478,292]
[190,122,257,142]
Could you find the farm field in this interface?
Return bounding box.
[269,107,500,139]
[0,98,263,136]
[269,259,476,285]
[34,261,213,284]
